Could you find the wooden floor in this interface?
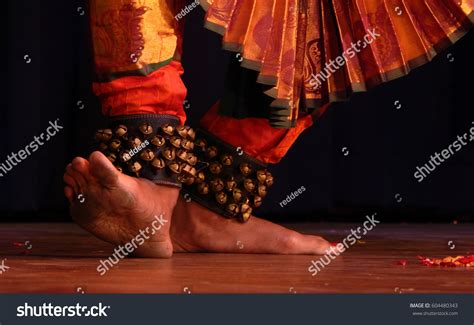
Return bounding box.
[0,222,473,293]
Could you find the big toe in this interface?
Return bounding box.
[71,156,90,174]
[89,151,119,187]
[308,235,332,255]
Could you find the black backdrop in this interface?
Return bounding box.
[1,0,473,222]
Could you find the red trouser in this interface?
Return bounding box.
[90,0,313,165]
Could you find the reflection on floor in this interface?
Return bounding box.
[0,223,473,293]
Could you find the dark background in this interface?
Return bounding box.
[1,0,473,222]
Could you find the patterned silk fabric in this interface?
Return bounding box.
[90,0,184,81]
[201,0,474,127]
[89,0,188,123]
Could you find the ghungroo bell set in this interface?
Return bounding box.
[181,129,274,223]
[94,114,196,188]
[94,115,274,222]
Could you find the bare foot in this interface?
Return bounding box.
[170,197,331,255]
[63,151,179,258]
[64,152,329,257]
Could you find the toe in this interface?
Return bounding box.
[66,164,87,193]
[295,234,331,255]
[89,151,119,187]
[63,171,79,194]
[71,157,91,183]
[64,186,74,203]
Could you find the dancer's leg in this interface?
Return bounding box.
[65,0,187,257]
[65,0,331,257]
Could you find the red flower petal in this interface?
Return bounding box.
[418,255,474,267]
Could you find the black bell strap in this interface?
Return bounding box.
[181,129,274,222]
[94,114,197,188]
[94,117,274,222]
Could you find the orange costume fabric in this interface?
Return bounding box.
[202,0,474,126]
[89,0,474,164]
